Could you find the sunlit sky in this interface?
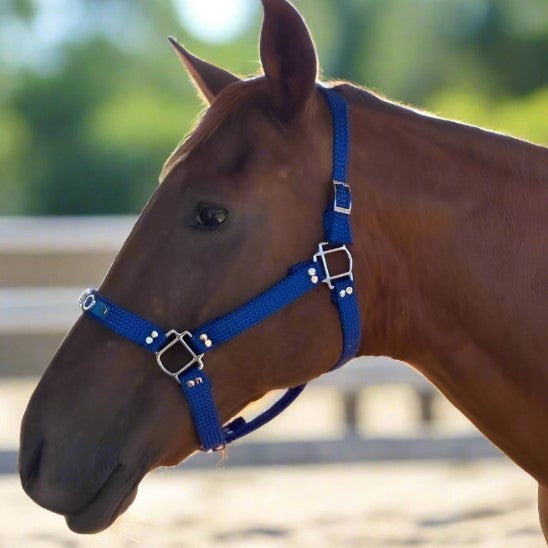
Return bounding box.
[174,0,257,43]
[0,0,256,72]
[29,0,256,45]
[0,0,543,73]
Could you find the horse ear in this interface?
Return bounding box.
[260,0,318,119]
[168,36,240,105]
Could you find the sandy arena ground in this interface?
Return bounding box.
[1,460,545,547]
[1,379,545,547]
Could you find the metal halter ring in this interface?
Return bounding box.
[78,288,97,312]
[155,330,204,382]
[313,242,353,290]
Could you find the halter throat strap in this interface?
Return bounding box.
[79,86,361,452]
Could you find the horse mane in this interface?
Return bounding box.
[160,78,268,182]
[334,82,548,184]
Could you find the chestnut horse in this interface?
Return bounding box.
[19,0,548,538]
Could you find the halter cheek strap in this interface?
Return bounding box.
[79,87,361,452]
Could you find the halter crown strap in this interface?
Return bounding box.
[79,86,361,452]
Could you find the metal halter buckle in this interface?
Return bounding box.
[78,288,96,311]
[313,242,353,290]
[333,180,351,214]
[155,330,204,382]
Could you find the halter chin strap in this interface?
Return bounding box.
[79,86,361,452]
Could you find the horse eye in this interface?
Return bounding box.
[197,204,229,227]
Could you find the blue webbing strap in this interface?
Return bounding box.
[223,384,306,443]
[331,278,361,368]
[189,261,325,355]
[319,87,361,369]
[178,366,226,451]
[320,86,352,245]
[323,88,350,184]
[81,290,168,353]
[80,86,361,452]
[82,260,325,358]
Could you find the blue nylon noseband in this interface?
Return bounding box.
[79,87,361,452]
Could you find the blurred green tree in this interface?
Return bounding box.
[0,0,546,215]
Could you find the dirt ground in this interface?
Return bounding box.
[1,460,544,548]
[2,378,545,547]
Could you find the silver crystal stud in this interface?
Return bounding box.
[145,336,153,345]
[311,275,319,284]
[151,330,158,338]
[308,268,317,276]
[346,287,353,295]
[339,290,346,298]
[200,334,208,341]
[186,380,195,388]
[205,340,212,348]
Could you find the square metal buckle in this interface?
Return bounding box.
[155,330,204,382]
[313,242,353,290]
[333,180,351,214]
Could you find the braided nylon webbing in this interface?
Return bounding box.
[178,366,226,451]
[86,292,167,352]
[323,201,352,245]
[224,384,306,443]
[320,87,350,183]
[191,261,326,354]
[331,278,361,369]
[320,87,352,245]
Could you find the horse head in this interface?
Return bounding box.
[19,0,356,533]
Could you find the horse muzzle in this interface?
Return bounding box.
[19,416,143,533]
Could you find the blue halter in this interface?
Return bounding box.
[79,87,361,452]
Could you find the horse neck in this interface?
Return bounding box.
[341,85,548,483]
[342,85,544,362]
[344,90,486,365]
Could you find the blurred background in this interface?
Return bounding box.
[1,0,547,546]
[1,0,547,215]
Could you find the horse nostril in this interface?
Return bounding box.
[19,436,44,492]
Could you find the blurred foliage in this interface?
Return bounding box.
[0,0,546,215]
